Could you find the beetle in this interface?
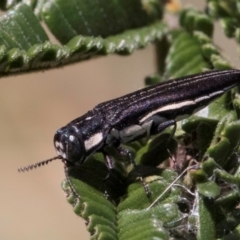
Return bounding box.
[18,69,240,193]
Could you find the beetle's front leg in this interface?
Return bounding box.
[103,145,151,196]
[102,152,115,198]
[117,146,151,196]
[157,119,177,164]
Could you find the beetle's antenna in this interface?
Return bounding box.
[18,156,62,172]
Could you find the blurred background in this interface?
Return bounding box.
[0,1,239,239]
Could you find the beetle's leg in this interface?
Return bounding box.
[117,146,151,196]
[165,121,177,165]
[157,119,176,134]
[102,153,115,198]
[166,121,177,145]
[156,119,178,167]
[104,153,115,171]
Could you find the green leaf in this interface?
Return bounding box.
[207,0,240,42]
[180,8,214,37]
[42,0,163,44]
[197,181,220,198]
[207,112,240,167]
[164,31,210,78]
[196,194,216,240]
[0,3,49,50]
[0,1,167,75]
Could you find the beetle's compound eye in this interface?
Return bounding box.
[66,135,83,163]
[54,130,84,164]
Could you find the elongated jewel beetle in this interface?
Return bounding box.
[18,70,240,194]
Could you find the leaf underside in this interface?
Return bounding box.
[0,1,166,76]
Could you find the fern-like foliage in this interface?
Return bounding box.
[4,0,240,239]
[0,0,166,75]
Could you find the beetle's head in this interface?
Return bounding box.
[54,127,85,165]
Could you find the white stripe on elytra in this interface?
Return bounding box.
[84,132,103,151]
[209,90,224,98]
[139,100,195,123]
[194,95,210,102]
[194,90,224,103]
[139,90,225,123]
